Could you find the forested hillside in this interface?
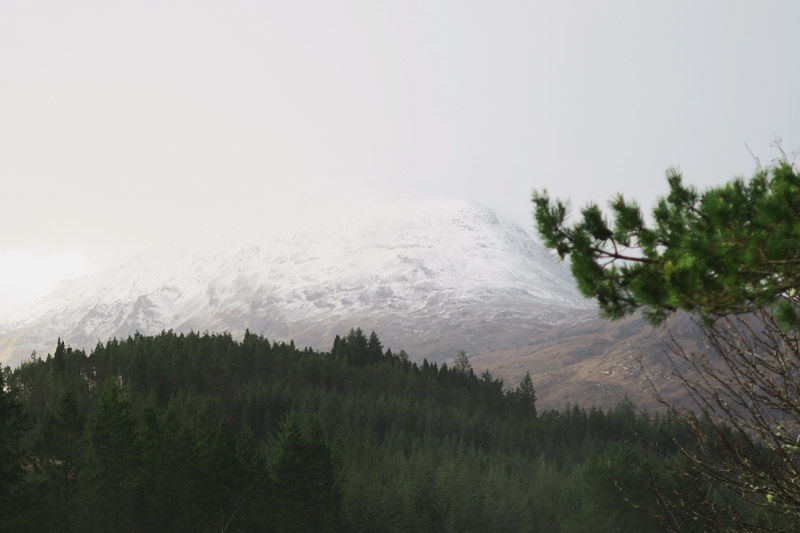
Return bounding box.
[1,329,788,531]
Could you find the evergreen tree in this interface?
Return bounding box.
[53,338,66,375]
[367,331,384,363]
[563,442,656,532]
[533,161,800,326]
[515,372,537,418]
[191,410,239,532]
[345,328,370,367]
[42,391,86,533]
[80,381,139,532]
[331,334,345,359]
[136,401,197,531]
[233,425,270,531]
[269,413,339,532]
[453,350,472,374]
[0,369,27,529]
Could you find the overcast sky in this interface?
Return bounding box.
[2,0,799,315]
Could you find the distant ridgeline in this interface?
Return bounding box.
[1,329,790,531]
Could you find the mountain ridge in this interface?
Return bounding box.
[0,198,594,367]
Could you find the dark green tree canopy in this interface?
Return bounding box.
[533,162,800,326]
[7,329,794,530]
[0,370,27,522]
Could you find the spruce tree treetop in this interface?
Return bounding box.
[515,371,537,418]
[533,162,800,326]
[453,350,472,374]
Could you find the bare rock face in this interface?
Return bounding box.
[0,199,594,367]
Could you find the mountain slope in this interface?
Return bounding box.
[472,312,705,410]
[0,199,594,366]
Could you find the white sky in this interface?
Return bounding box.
[2,1,799,316]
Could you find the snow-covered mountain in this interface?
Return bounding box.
[0,199,594,366]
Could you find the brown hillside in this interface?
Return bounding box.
[470,313,706,411]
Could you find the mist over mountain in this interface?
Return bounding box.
[0,199,594,367]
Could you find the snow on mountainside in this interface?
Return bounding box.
[0,199,594,366]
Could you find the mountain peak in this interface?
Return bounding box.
[0,198,593,366]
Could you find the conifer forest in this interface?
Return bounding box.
[2,327,794,532]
